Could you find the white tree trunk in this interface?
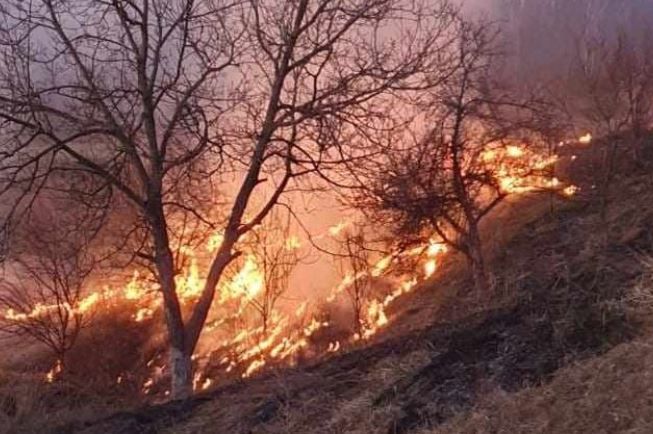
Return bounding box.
[170,346,193,400]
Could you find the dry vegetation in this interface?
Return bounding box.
[1,1,652,433]
[23,140,646,434]
[427,333,653,434]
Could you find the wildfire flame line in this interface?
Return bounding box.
[1,137,581,396]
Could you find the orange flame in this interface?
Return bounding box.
[45,360,62,383]
[5,135,582,395]
[578,133,592,144]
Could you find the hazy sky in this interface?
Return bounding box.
[459,0,653,82]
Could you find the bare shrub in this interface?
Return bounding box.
[0,204,97,372]
[336,229,374,337]
[249,212,300,335]
[350,18,551,292]
[560,29,653,216]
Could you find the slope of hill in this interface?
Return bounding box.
[58,154,653,434]
[429,332,653,434]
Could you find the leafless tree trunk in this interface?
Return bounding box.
[337,229,372,337]
[248,211,300,335]
[464,222,489,293]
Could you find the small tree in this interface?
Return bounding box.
[0,209,95,370]
[337,229,372,337]
[249,212,300,335]
[351,19,547,292]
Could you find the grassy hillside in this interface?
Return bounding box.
[429,333,653,434]
[48,162,653,434]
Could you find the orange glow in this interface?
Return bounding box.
[45,360,62,383]
[505,145,525,158]
[134,307,154,322]
[328,221,350,237]
[285,236,302,250]
[372,255,393,277]
[578,133,592,144]
[4,135,581,394]
[206,232,225,253]
[481,143,564,194]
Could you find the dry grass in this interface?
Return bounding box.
[382,191,568,339]
[155,348,433,434]
[0,371,120,434]
[0,302,157,434]
[424,335,653,434]
[7,156,653,433]
[70,173,653,434]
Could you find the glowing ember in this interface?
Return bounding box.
[134,307,154,322]
[142,378,154,393]
[327,341,341,353]
[201,378,213,390]
[578,133,593,144]
[243,359,266,378]
[424,260,437,278]
[563,185,580,197]
[45,360,62,383]
[192,372,212,391]
[547,177,561,188]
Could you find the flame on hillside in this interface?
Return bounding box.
[482,143,562,194]
[1,138,580,397]
[578,133,593,144]
[45,359,62,383]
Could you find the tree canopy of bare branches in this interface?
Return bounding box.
[0,204,96,368]
[349,18,551,292]
[559,28,653,218]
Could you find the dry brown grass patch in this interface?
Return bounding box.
[425,336,653,434]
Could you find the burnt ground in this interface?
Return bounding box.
[61,167,653,434]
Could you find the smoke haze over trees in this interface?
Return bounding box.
[461,0,653,85]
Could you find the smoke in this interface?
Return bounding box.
[460,0,653,83]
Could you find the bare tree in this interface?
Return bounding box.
[0,208,95,371]
[563,30,653,217]
[0,0,457,398]
[351,19,548,292]
[248,211,299,335]
[336,229,373,337]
